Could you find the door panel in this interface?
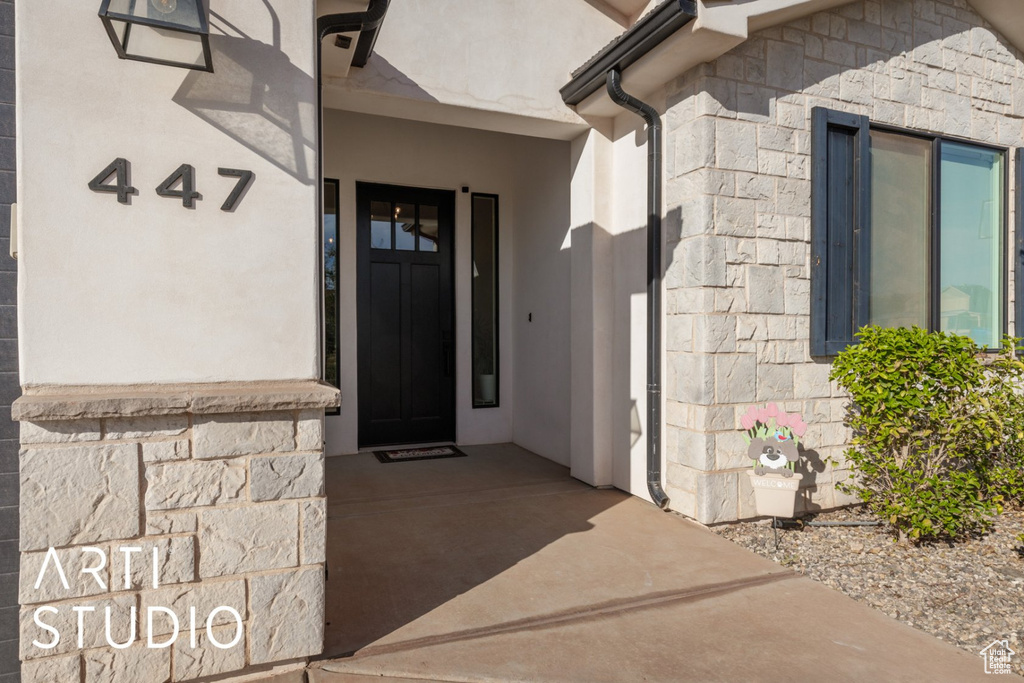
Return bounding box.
[357,183,456,447]
[369,262,401,423]
[410,263,442,420]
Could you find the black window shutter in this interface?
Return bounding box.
[1016,148,1024,343]
[810,107,870,356]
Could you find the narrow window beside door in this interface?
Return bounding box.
[472,194,499,408]
[324,179,341,409]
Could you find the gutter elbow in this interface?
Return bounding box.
[317,0,390,41]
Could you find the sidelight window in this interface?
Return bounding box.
[472,194,499,408]
[323,179,341,410]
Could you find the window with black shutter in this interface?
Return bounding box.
[810,107,1009,355]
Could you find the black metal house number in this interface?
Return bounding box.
[89,158,255,212]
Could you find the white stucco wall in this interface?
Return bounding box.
[567,106,671,502]
[321,0,626,140]
[510,138,573,466]
[322,109,572,462]
[609,107,671,503]
[16,0,319,386]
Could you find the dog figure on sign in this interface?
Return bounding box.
[740,403,807,478]
[748,433,799,477]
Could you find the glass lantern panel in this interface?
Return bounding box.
[125,24,206,67]
[106,0,205,31]
[107,17,130,47]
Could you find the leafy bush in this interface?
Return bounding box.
[983,341,1024,507]
[830,326,1011,541]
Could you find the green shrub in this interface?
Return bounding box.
[983,340,1024,507]
[830,326,1005,541]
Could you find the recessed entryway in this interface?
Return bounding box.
[356,182,457,448]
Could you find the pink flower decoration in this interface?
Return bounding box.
[741,404,808,441]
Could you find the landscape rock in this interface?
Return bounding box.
[713,507,1024,677]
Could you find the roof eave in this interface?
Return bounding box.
[560,0,698,107]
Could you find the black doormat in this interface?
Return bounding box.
[374,445,468,464]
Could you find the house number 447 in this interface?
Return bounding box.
[88,158,255,212]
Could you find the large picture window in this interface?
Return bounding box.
[811,108,1007,354]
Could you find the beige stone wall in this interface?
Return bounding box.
[663,0,1022,523]
[17,401,329,682]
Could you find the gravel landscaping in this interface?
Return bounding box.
[713,506,1024,677]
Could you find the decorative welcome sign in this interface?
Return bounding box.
[740,403,808,518]
[29,545,242,652]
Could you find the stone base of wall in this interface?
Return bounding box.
[13,381,339,683]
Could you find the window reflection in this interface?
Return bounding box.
[370,201,391,250]
[324,180,340,399]
[395,202,416,251]
[472,195,498,408]
[369,200,443,254]
[939,142,1004,348]
[869,131,930,329]
[419,205,439,252]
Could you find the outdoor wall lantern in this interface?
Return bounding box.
[99,0,214,72]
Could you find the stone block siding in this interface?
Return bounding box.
[663,0,1022,524]
[17,409,327,683]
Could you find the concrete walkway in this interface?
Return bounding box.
[310,444,991,682]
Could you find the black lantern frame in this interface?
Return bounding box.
[99,0,214,72]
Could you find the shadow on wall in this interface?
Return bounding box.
[568,219,686,485]
[329,52,441,106]
[173,1,317,185]
[796,446,829,513]
[511,140,573,464]
[566,117,686,490]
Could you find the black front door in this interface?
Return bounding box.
[357,183,456,447]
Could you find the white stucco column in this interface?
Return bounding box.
[15,2,337,681]
[569,125,615,487]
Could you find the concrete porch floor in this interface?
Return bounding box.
[310,444,989,682]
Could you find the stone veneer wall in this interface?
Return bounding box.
[13,383,337,683]
[662,0,1022,524]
